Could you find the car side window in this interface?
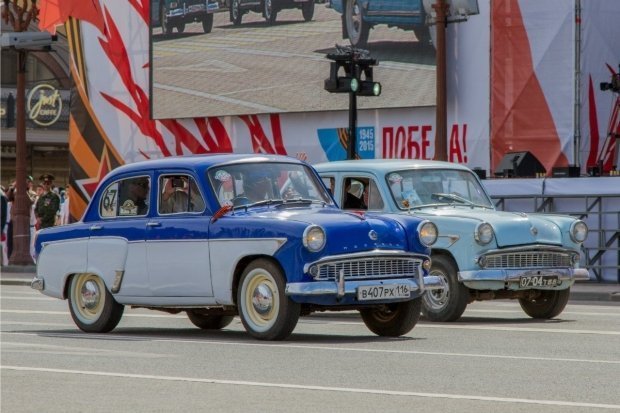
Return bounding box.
[366,179,384,210]
[158,174,205,215]
[100,176,151,218]
[100,182,119,217]
[119,176,151,216]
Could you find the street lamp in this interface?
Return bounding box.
[423,0,479,161]
[324,45,381,160]
[2,1,55,265]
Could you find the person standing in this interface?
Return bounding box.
[1,187,8,266]
[59,185,71,225]
[6,176,36,257]
[34,174,61,229]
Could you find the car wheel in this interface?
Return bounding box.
[360,298,421,337]
[345,0,369,47]
[176,22,186,33]
[231,0,242,26]
[422,255,469,322]
[160,6,173,35]
[301,1,314,21]
[68,273,124,333]
[263,0,277,24]
[519,289,570,319]
[202,14,214,33]
[187,310,234,330]
[237,259,300,340]
[414,27,431,46]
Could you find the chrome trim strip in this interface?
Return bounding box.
[303,250,427,274]
[366,11,422,17]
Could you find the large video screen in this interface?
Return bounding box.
[150,0,436,120]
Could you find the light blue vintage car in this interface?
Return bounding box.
[315,159,590,322]
[32,154,442,340]
[328,0,430,47]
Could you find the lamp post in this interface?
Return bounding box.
[2,0,40,265]
[432,0,449,162]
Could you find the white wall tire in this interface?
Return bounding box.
[237,259,299,340]
[68,274,124,333]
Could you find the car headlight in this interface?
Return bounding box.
[570,220,588,243]
[418,220,438,247]
[303,225,326,252]
[475,222,494,245]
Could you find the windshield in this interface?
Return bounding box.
[208,162,333,207]
[386,169,494,210]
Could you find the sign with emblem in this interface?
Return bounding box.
[27,83,62,126]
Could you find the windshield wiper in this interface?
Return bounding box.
[232,199,284,210]
[431,193,472,205]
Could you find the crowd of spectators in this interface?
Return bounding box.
[0,174,71,266]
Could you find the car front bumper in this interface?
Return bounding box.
[458,268,590,290]
[285,275,443,298]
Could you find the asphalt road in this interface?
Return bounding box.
[151,5,437,119]
[2,284,619,412]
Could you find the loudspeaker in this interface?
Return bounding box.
[494,151,546,178]
[552,166,580,178]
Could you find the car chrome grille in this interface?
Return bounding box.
[312,257,422,281]
[482,251,573,269]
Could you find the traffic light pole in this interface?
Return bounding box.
[324,45,381,161]
[348,61,358,160]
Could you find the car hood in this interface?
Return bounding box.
[249,207,409,252]
[415,207,563,247]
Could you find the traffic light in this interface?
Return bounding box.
[324,47,381,96]
[356,64,381,96]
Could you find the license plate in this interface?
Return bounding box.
[519,275,560,288]
[357,284,410,301]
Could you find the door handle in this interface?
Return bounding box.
[89,225,102,230]
[147,222,162,227]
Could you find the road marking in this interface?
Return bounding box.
[2,309,619,334]
[153,82,281,112]
[0,310,186,318]
[1,342,167,358]
[3,331,619,366]
[3,365,619,410]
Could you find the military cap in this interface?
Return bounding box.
[39,174,55,183]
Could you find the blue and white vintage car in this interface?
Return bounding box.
[328,0,430,47]
[315,160,590,322]
[32,154,442,340]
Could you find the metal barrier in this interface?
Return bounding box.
[491,194,620,283]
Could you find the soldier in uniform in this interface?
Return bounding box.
[35,174,61,229]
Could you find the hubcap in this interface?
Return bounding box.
[252,283,273,315]
[424,272,449,310]
[243,270,279,332]
[81,280,100,310]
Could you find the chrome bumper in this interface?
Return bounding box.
[31,277,44,291]
[285,275,443,297]
[458,268,590,288]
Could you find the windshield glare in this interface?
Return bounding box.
[208,162,333,207]
[386,169,494,209]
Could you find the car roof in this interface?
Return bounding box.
[313,159,473,174]
[110,153,305,176]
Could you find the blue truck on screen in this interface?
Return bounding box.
[329,0,431,47]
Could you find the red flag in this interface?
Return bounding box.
[38,0,105,34]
